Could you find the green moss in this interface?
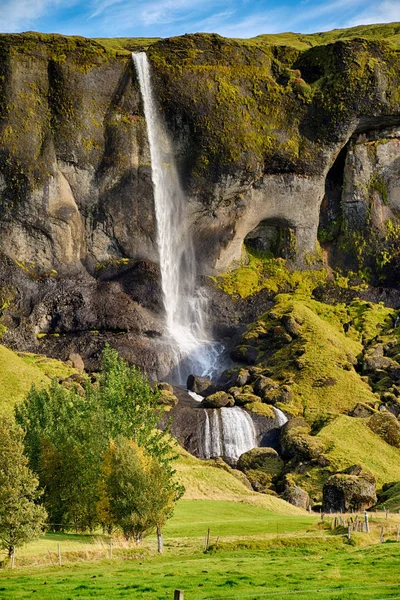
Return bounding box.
[211,248,326,299]
[369,172,389,205]
[245,402,275,418]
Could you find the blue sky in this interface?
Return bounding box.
[1,0,400,38]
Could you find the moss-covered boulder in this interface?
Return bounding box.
[280,418,325,461]
[282,485,310,510]
[187,375,216,396]
[158,389,179,406]
[201,391,234,408]
[323,465,377,512]
[368,411,400,447]
[235,393,260,406]
[237,447,284,477]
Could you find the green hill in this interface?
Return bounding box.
[0,345,77,413]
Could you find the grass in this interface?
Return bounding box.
[175,448,304,513]
[318,416,400,488]
[0,345,49,412]
[1,527,400,599]
[242,22,400,50]
[0,345,79,413]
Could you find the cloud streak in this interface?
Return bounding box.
[0,0,399,39]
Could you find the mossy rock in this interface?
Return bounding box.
[280,418,325,461]
[351,402,377,418]
[245,469,274,492]
[235,393,260,406]
[156,381,174,393]
[245,402,275,418]
[158,389,179,406]
[368,411,400,447]
[201,391,234,408]
[282,485,310,509]
[237,447,284,477]
[322,465,377,512]
[230,345,258,365]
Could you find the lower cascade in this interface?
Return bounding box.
[196,406,286,463]
[199,407,257,463]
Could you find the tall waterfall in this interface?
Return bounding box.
[199,408,257,463]
[132,52,220,383]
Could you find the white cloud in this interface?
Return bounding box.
[89,0,125,20]
[345,0,400,27]
[1,0,53,31]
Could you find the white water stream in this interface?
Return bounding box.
[133,53,288,463]
[199,407,257,462]
[132,52,221,383]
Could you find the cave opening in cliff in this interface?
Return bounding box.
[244,218,297,260]
[318,144,348,246]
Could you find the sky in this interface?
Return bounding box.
[1,0,400,39]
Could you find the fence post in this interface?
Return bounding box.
[204,528,210,552]
[174,590,184,600]
[364,512,369,533]
[58,543,62,567]
[380,526,384,544]
[109,537,113,559]
[11,548,15,569]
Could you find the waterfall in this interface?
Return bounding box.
[199,407,257,463]
[132,52,221,383]
[273,407,288,427]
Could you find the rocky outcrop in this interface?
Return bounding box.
[368,411,400,447]
[322,465,377,512]
[282,485,311,510]
[0,31,400,370]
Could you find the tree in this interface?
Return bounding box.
[0,416,47,558]
[104,437,181,548]
[15,345,183,534]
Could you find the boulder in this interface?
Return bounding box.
[280,418,325,461]
[368,411,400,447]
[237,447,284,477]
[323,465,377,512]
[69,352,84,372]
[156,381,174,393]
[235,393,260,406]
[187,375,216,396]
[282,485,310,510]
[281,314,302,338]
[201,391,234,408]
[230,345,258,365]
[158,389,179,406]
[351,402,376,418]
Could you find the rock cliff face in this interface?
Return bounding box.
[0,30,400,370]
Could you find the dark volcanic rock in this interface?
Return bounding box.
[187,375,216,396]
[201,391,234,408]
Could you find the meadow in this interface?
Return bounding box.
[1,500,400,600]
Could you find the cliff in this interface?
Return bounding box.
[0,27,400,371]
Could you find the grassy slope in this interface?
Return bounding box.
[318,415,400,487]
[175,448,304,514]
[0,346,48,412]
[93,22,400,53]
[247,22,400,50]
[0,345,77,412]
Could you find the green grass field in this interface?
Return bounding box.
[1,500,400,599]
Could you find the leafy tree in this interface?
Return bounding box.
[16,380,102,530]
[0,416,47,558]
[104,437,182,548]
[15,345,183,534]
